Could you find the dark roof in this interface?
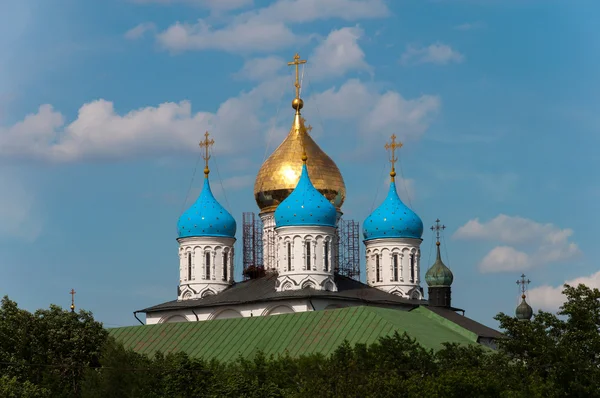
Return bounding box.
[137,274,502,342]
[139,274,424,313]
[426,306,505,340]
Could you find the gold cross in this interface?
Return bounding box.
[384,134,403,181]
[70,288,76,312]
[199,131,215,177]
[287,53,307,99]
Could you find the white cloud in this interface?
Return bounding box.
[454,214,581,273]
[0,170,43,242]
[400,43,464,66]
[237,0,389,25]
[454,21,486,31]
[310,79,440,141]
[528,270,600,311]
[157,19,297,53]
[309,26,370,79]
[234,56,285,81]
[131,0,253,11]
[124,22,156,40]
[156,0,389,53]
[0,74,439,162]
[479,246,532,272]
[0,77,287,161]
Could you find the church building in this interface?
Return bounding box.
[112,53,503,357]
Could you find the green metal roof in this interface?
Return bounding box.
[110,306,479,362]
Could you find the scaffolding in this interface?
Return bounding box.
[242,212,264,279]
[336,218,361,281]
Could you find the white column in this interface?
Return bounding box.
[312,241,317,271]
[211,251,216,281]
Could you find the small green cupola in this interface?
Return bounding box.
[516,295,533,321]
[425,241,454,287]
[515,274,533,321]
[425,219,454,308]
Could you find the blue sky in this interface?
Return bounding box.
[0,0,598,328]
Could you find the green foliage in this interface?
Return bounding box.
[0,296,108,397]
[495,283,600,397]
[0,375,50,397]
[2,283,600,397]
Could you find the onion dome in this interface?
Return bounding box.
[363,135,423,241]
[425,242,454,287]
[254,53,345,214]
[363,181,424,240]
[177,178,236,239]
[177,132,236,239]
[516,295,533,321]
[275,161,337,228]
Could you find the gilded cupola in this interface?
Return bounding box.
[254,53,346,214]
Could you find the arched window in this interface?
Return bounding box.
[393,254,399,282]
[205,252,211,280]
[410,253,415,283]
[324,241,330,272]
[222,251,228,281]
[376,254,381,282]
[305,241,311,270]
[187,253,192,281]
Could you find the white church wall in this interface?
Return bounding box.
[177,236,235,300]
[145,299,311,325]
[364,237,423,299]
[275,225,337,291]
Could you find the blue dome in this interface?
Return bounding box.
[363,181,423,241]
[275,163,337,228]
[177,178,236,239]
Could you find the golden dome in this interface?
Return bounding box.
[254,112,346,213]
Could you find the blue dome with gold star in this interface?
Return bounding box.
[363,181,423,241]
[275,163,337,228]
[177,177,236,239]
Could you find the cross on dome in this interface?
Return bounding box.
[70,288,76,312]
[430,219,446,245]
[516,274,531,298]
[288,53,307,99]
[515,274,533,321]
[199,131,215,177]
[384,134,403,182]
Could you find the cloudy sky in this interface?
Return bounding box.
[0,0,597,328]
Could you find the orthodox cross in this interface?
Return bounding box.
[70,288,76,312]
[287,53,307,99]
[384,134,403,181]
[516,274,531,297]
[430,219,446,244]
[199,131,215,177]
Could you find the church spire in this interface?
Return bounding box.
[515,274,533,321]
[384,134,403,182]
[199,131,214,178]
[288,52,307,114]
[70,288,76,312]
[425,219,454,307]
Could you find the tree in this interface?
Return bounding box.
[0,296,108,397]
[496,283,600,397]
